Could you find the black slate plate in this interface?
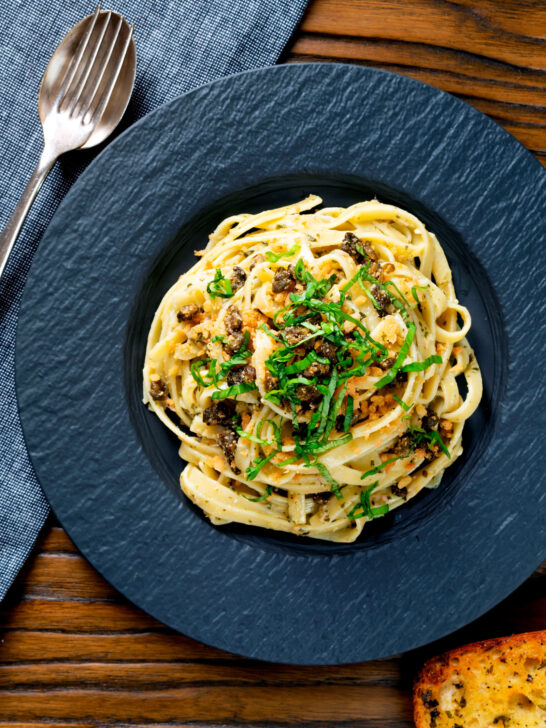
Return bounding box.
[16,63,546,664]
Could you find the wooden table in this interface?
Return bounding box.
[1,1,545,725]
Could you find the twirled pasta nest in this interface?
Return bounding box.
[143,196,482,542]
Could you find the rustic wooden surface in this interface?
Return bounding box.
[1,1,545,725]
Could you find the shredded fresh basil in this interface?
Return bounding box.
[375,322,417,388]
[360,455,404,482]
[312,461,342,500]
[243,485,273,502]
[245,450,278,480]
[408,425,450,458]
[348,481,389,520]
[211,382,257,400]
[190,358,216,388]
[284,350,329,375]
[400,354,442,373]
[207,269,233,299]
[265,244,300,263]
[343,395,354,431]
[392,394,412,411]
[411,284,428,305]
[222,254,445,501]
[257,419,282,450]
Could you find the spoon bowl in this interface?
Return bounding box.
[0,6,136,281]
[39,9,136,148]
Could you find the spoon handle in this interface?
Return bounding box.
[0,146,58,282]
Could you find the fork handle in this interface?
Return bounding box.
[0,145,58,281]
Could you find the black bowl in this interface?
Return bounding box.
[126,172,501,556]
[16,63,546,664]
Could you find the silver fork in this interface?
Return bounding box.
[0,7,136,280]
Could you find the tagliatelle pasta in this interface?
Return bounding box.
[143,196,482,542]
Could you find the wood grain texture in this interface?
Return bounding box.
[288,0,546,165]
[1,1,545,726]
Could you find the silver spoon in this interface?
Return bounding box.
[0,6,136,279]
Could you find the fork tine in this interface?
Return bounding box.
[77,13,123,119]
[55,5,101,111]
[67,10,112,116]
[85,22,133,126]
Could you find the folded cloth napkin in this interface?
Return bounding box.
[0,0,308,600]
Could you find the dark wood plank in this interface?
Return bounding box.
[287,0,546,161]
[36,526,78,554]
[0,724,97,728]
[300,0,546,70]
[290,34,546,100]
[0,685,413,724]
[0,725,208,728]
[11,553,118,601]
[0,599,161,632]
[0,661,402,689]
[0,630,233,663]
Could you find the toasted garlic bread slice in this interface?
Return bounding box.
[414,631,546,727]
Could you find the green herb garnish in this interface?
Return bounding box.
[399,354,442,373]
[216,331,252,379]
[236,427,274,447]
[310,432,352,455]
[207,269,233,299]
[408,425,450,458]
[392,394,412,411]
[265,244,300,263]
[246,450,278,480]
[211,382,257,400]
[343,395,354,431]
[190,358,217,388]
[312,461,342,499]
[411,284,428,305]
[315,369,339,439]
[243,485,273,502]
[284,350,329,375]
[192,331,253,390]
[321,379,348,443]
[429,429,450,458]
[259,324,282,342]
[257,419,282,450]
[375,322,416,388]
[384,280,412,308]
[236,256,438,500]
[348,481,389,520]
[360,455,404,482]
[358,266,408,321]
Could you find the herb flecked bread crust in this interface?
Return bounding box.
[413,631,546,728]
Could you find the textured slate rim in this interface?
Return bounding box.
[16,63,546,664]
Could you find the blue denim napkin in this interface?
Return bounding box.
[0,0,308,600]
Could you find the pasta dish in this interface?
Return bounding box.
[143,196,482,542]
